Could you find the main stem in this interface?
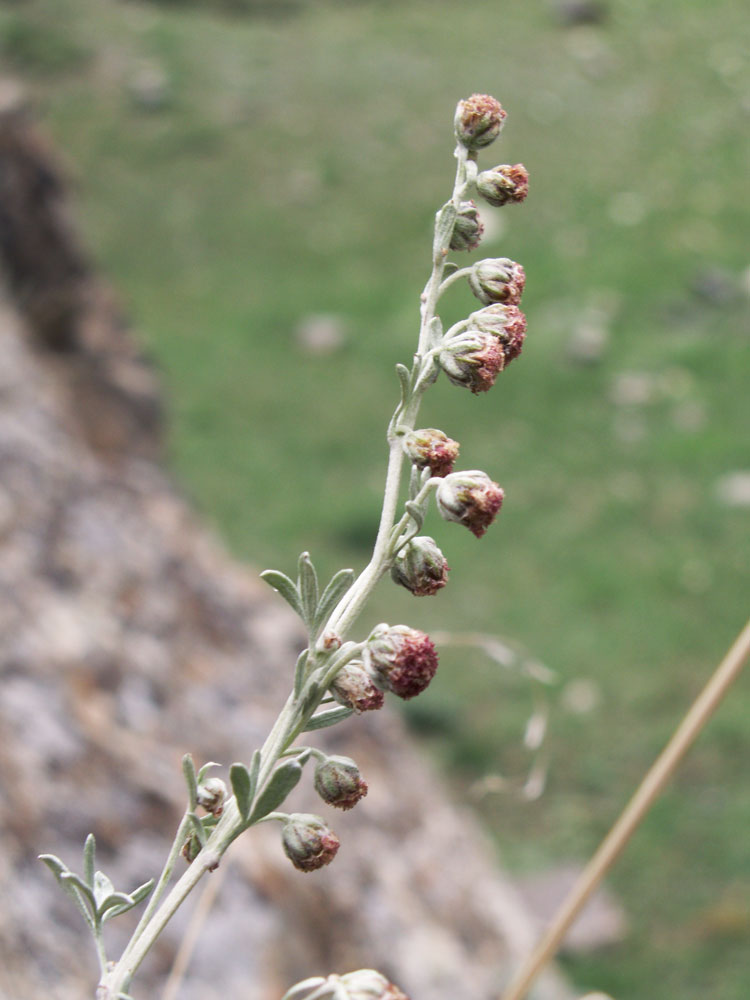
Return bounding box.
[100,142,473,1000]
[500,617,750,1000]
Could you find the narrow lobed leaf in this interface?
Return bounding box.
[93,870,115,909]
[39,854,69,880]
[302,705,354,732]
[196,760,222,784]
[182,754,198,810]
[297,552,319,629]
[98,891,136,919]
[293,648,309,698]
[60,871,96,908]
[129,878,155,906]
[187,811,207,847]
[248,759,303,824]
[260,569,305,620]
[313,568,355,634]
[230,762,253,821]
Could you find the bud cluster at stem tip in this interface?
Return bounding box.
[454,93,507,149]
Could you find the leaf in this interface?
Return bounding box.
[196,760,221,785]
[293,648,309,698]
[57,873,95,928]
[59,871,96,909]
[404,500,424,533]
[187,811,207,847]
[260,570,304,620]
[433,202,457,257]
[39,854,69,880]
[442,261,460,277]
[313,568,355,634]
[395,363,411,410]
[248,759,303,823]
[98,891,135,919]
[230,762,253,821]
[81,834,96,890]
[302,705,354,732]
[93,870,115,909]
[247,750,261,801]
[182,754,198,810]
[297,552,318,628]
[129,878,155,906]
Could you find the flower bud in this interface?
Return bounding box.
[454,94,506,150]
[331,660,385,713]
[181,833,201,864]
[196,777,227,817]
[469,303,527,364]
[281,813,340,872]
[449,200,483,252]
[468,258,525,306]
[476,163,529,207]
[365,624,438,700]
[339,970,409,1000]
[402,428,459,478]
[438,329,505,393]
[314,755,368,810]
[391,536,449,596]
[436,470,504,538]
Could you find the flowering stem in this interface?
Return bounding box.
[500,617,750,1000]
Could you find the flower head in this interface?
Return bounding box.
[469,303,527,364]
[439,328,506,393]
[449,200,483,252]
[476,163,529,207]
[468,258,525,306]
[454,94,507,150]
[330,660,385,713]
[365,624,438,700]
[314,755,368,811]
[338,970,409,1000]
[281,813,340,872]
[196,777,227,817]
[436,470,504,538]
[402,428,459,478]
[391,536,449,596]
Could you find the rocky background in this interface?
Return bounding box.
[0,85,577,1000]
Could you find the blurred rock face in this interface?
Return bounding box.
[0,92,572,1000]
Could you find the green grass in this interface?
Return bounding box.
[10,0,750,996]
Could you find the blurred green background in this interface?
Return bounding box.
[4,0,749,996]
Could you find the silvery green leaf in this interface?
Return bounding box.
[93,870,115,909]
[313,568,355,634]
[303,705,354,732]
[130,878,155,905]
[260,569,305,620]
[39,853,69,880]
[293,649,309,698]
[59,871,96,907]
[187,811,207,847]
[247,749,261,800]
[98,891,135,919]
[248,759,303,823]
[196,761,221,784]
[230,762,253,821]
[182,754,198,810]
[395,363,411,409]
[58,873,95,928]
[297,552,318,628]
[404,500,424,532]
[82,834,96,889]
[433,202,458,257]
[442,261,460,277]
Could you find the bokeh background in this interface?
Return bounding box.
[2,0,749,997]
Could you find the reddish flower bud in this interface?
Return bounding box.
[314,755,368,811]
[391,536,449,596]
[436,471,504,538]
[330,660,385,713]
[476,163,529,207]
[339,970,410,1000]
[468,258,525,306]
[281,813,340,873]
[402,428,459,478]
[196,777,227,817]
[365,624,438,700]
[439,329,506,393]
[469,303,527,364]
[454,94,507,150]
[450,200,483,251]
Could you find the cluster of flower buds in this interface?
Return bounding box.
[391,536,449,596]
[401,428,459,478]
[281,813,340,872]
[283,969,409,1000]
[196,777,227,817]
[436,471,504,538]
[438,327,506,394]
[454,93,507,150]
[364,623,439,700]
[330,659,385,714]
[313,754,368,810]
[467,302,527,365]
[468,257,525,306]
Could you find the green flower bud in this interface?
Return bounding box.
[476,163,529,207]
[196,777,227,817]
[449,200,483,252]
[313,755,368,810]
[436,470,504,538]
[468,258,525,306]
[454,94,506,150]
[281,813,340,873]
[391,536,449,596]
